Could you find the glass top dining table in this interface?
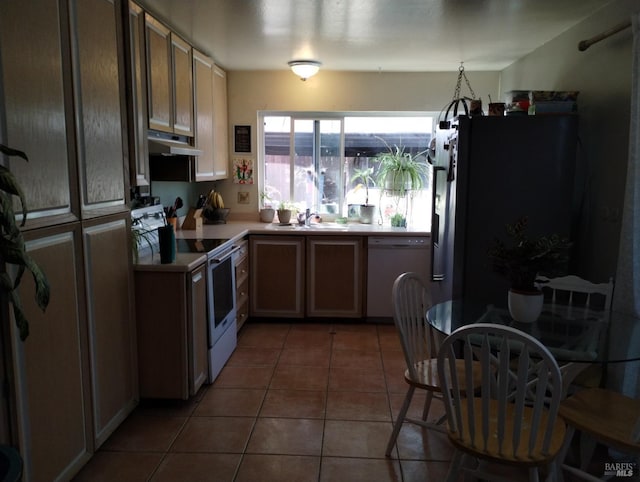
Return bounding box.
[427,299,640,364]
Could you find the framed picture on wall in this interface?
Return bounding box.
[234,125,251,153]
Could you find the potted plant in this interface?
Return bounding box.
[277,201,296,224]
[390,213,407,228]
[259,190,275,223]
[350,167,376,224]
[375,139,429,197]
[0,144,50,340]
[487,216,572,322]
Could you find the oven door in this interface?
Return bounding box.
[207,247,238,347]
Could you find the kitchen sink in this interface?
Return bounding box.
[265,222,351,231]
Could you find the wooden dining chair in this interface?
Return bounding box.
[437,323,567,482]
[535,275,614,395]
[558,387,640,480]
[385,272,452,456]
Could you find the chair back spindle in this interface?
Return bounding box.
[438,324,565,469]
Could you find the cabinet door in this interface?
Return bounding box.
[135,270,190,399]
[188,264,208,395]
[125,1,150,187]
[83,216,136,448]
[172,34,193,136]
[212,65,229,179]
[73,0,127,211]
[145,14,172,133]
[250,236,304,318]
[193,49,216,181]
[10,226,91,482]
[307,236,364,317]
[0,0,74,220]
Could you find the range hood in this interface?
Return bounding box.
[148,137,202,156]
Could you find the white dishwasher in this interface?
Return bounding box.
[366,236,431,321]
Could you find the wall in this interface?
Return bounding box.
[219,70,500,217]
[500,0,636,282]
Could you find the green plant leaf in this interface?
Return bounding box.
[0,144,50,340]
[0,272,29,340]
[0,164,28,226]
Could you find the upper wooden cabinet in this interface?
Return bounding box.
[144,15,172,132]
[0,0,74,221]
[74,0,127,213]
[145,13,193,136]
[171,35,194,136]
[124,1,150,187]
[193,49,216,181]
[213,65,229,179]
[193,51,228,181]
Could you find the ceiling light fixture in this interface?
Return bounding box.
[288,60,321,81]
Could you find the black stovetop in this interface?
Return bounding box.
[176,238,231,254]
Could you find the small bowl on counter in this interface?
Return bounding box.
[203,207,230,224]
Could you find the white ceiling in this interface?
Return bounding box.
[137,0,614,72]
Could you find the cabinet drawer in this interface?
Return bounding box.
[236,301,249,331]
[236,276,249,303]
[235,256,249,284]
[235,239,249,260]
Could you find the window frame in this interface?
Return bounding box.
[258,110,436,222]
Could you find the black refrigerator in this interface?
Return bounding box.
[429,115,581,306]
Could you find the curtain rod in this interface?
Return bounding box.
[578,19,632,51]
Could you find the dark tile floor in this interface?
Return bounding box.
[73,321,614,481]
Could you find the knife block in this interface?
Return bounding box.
[181,208,203,230]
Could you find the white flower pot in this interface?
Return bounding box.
[359,204,376,224]
[508,289,543,323]
[259,208,275,223]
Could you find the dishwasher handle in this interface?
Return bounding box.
[368,237,429,248]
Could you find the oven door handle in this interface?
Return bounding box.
[210,245,241,264]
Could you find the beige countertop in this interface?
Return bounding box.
[135,220,430,272]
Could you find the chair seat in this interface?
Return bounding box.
[406,359,482,392]
[559,388,640,454]
[449,399,567,466]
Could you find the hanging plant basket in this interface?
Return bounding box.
[438,63,483,129]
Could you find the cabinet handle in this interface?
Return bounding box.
[192,272,203,283]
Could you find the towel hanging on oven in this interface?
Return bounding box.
[438,63,482,129]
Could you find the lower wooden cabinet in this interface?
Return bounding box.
[10,225,92,482]
[306,236,364,317]
[83,217,137,448]
[249,235,365,318]
[135,263,208,399]
[250,236,305,318]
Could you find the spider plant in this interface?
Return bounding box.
[375,139,429,197]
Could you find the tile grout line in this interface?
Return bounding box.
[317,322,338,482]
[231,321,292,481]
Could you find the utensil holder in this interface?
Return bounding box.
[158,225,176,264]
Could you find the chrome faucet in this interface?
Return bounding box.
[305,209,315,226]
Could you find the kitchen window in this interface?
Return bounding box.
[258,112,434,228]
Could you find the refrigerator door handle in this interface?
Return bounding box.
[431,166,447,281]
